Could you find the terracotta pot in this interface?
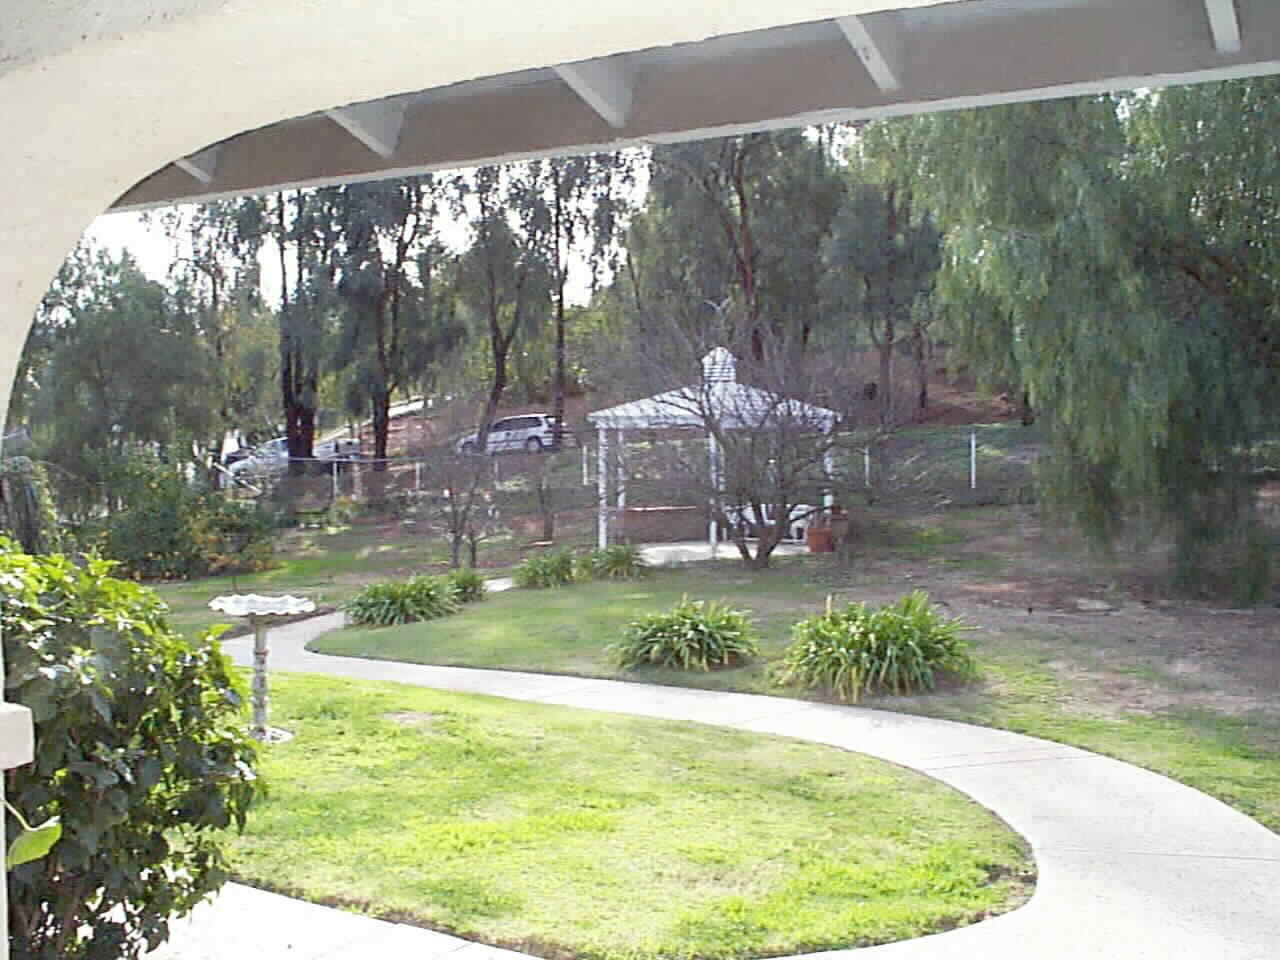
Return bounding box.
[806,527,835,553]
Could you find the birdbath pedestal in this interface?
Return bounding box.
[208,594,315,741]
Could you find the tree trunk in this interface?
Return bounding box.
[479,350,508,450]
[1019,389,1036,426]
[538,470,555,540]
[914,327,929,412]
[552,177,568,450]
[278,192,317,477]
[372,387,391,472]
[878,331,894,428]
[880,185,900,428]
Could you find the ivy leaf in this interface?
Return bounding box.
[6,816,61,869]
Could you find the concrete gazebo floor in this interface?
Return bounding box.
[150,548,1280,960]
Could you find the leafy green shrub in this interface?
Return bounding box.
[514,549,577,589]
[575,544,649,581]
[778,591,974,702]
[1,539,260,960]
[0,456,62,555]
[444,568,487,603]
[610,596,759,671]
[93,456,274,580]
[344,575,460,627]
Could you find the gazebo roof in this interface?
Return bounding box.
[587,349,838,432]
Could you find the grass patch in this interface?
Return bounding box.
[310,566,1280,835]
[229,673,1032,959]
[152,525,446,636]
[152,523,530,638]
[310,565,828,690]
[874,639,1280,833]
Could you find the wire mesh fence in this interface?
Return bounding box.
[220,424,1047,544]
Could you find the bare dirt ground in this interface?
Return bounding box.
[830,506,1280,723]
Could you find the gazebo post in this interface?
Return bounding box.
[597,425,609,549]
[823,431,836,515]
[616,428,626,512]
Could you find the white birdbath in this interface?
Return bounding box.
[208,594,315,741]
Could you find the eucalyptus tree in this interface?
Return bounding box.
[154,199,279,466]
[532,153,636,446]
[821,177,941,427]
[640,131,845,357]
[455,165,555,446]
[265,188,343,474]
[330,176,466,468]
[887,82,1280,598]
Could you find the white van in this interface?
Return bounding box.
[455,414,573,455]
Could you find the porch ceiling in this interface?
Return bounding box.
[111,0,1280,212]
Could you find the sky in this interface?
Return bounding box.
[86,206,276,306]
[84,211,176,278]
[81,156,653,307]
[84,205,597,307]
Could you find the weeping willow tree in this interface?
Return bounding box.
[864,81,1280,601]
[0,457,61,555]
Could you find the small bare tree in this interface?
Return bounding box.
[419,451,494,567]
[408,400,501,568]
[596,319,875,568]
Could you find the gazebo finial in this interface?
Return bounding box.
[702,347,736,384]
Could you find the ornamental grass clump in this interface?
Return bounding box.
[610,595,758,671]
[443,568,487,603]
[779,590,974,702]
[575,544,648,581]
[344,575,460,627]
[513,549,577,589]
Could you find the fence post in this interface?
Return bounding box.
[415,460,421,491]
[970,431,977,490]
[582,443,589,486]
[864,447,871,488]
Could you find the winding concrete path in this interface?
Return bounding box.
[153,568,1280,959]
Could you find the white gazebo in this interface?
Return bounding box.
[586,348,839,551]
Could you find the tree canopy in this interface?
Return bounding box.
[869,83,1279,598]
[12,79,1278,591]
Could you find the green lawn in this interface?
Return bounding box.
[160,501,1278,957]
[153,506,609,639]
[310,568,1280,834]
[154,523,522,638]
[231,673,1032,959]
[311,564,832,692]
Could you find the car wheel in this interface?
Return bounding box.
[524,437,543,453]
[460,440,476,455]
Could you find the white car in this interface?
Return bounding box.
[455,414,573,455]
[227,437,289,477]
[227,436,359,477]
